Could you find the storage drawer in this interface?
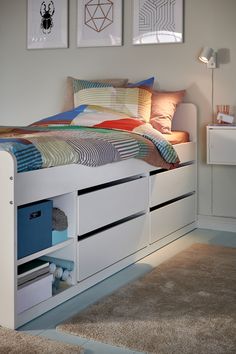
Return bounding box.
[77,177,148,235]
[77,214,148,281]
[174,142,196,164]
[150,194,196,244]
[150,164,195,207]
[17,274,53,314]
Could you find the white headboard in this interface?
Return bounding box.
[172,103,197,142]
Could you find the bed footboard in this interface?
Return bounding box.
[0,151,17,328]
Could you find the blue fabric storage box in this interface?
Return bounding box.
[17,200,53,259]
[52,229,68,245]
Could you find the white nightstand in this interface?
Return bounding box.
[207,124,236,165]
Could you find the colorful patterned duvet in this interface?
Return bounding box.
[0,105,179,172]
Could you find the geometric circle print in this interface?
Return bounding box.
[85,0,114,32]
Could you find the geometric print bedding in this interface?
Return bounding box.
[0,105,179,172]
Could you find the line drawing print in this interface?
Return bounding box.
[134,0,182,43]
[77,0,122,47]
[139,0,176,33]
[84,0,114,33]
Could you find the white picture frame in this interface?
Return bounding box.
[27,0,68,49]
[133,0,183,45]
[77,0,122,47]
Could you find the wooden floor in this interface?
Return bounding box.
[19,228,236,354]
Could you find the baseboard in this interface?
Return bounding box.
[197,214,236,233]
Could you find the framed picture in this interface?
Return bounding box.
[133,0,183,45]
[77,0,122,47]
[27,0,68,49]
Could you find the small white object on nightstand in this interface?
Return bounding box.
[216,113,234,124]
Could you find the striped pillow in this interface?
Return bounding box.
[75,87,152,122]
[63,77,128,112]
[73,78,112,95]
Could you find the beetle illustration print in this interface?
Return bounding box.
[40,1,55,34]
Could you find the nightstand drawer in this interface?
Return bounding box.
[207,126,236,165]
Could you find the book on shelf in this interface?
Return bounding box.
[18,272,53,290]
[17,259,50,279]
[17,265,50,286]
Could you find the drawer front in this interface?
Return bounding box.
[78,177,148,235]
[77,214,149,281]
[150,194,196,244]
[150,164,195,207]
[174,142,196,164]
[208,128,236,165]
[17,274,53,314]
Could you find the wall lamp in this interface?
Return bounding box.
[199,47,217,69]
[198,47,218,121]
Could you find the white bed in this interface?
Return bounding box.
[0,103,197,329]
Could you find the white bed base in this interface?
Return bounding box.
[0,103,197,329]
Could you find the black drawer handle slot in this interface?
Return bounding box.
[78,175,145,195]
[150,192,195,212]
[78,211,145,241]
[29,211,41,220]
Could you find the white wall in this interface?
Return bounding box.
[1,0,236,222]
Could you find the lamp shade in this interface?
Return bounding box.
[199,47,214,63]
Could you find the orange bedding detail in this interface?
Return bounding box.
[94,118,144,131]
[164,131,190,145]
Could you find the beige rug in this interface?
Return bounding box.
[57,243,236,354]
[0,327,83,354]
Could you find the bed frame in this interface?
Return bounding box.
[0,103,197,329]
